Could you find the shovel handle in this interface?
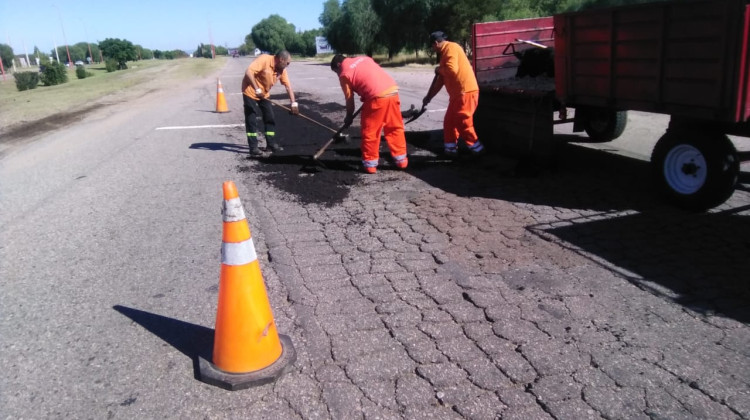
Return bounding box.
[270,100,339,134]
[312,106,362,160]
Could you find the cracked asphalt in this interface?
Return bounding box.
[236,146,749,418]
[214,60,750,419]
[2,58,748,419]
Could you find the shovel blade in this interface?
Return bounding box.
[405,106,427,124]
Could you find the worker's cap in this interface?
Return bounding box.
[430,31,447,42]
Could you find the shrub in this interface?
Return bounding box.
[76,65,87,79]
[40,61,68,86]
[105,59,118,72]
[14,71,40,91]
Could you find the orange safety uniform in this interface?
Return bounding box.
[242,54,292,99]
[437,41,483,154]
[338,56,408,172]
[241,54,293,153]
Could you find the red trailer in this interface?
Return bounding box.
[473,0,750,210]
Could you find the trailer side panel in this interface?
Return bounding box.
[555,0,749,122]
[473,17,554,83]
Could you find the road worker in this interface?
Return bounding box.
[241,50,299,157]
[422,31,484,157]
[330,54,408,174]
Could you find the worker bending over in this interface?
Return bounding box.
[331,54,408,174]
[241,50,299,157]
[422,31,484,157]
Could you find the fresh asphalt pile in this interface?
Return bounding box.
[243,94,452,207]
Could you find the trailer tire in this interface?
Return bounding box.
[651,130,739,211]
[582,108,628,142]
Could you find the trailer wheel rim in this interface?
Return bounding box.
[663,144,707,195]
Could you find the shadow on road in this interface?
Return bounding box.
[113,305,214,379]
[217,98,750,323]
[190,142,248,153]
[405,133,750,323]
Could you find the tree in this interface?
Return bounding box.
[372,0,431,59]
[140,48,154,60]
[298,29,322,57]
[240,34,257,56]
[98,38,137,69]
[343,0,381,56]
[425,0,503,50]
[319,0,342,30]
[1,44,15,69]
[321,0,353,54]
[194,43,211,58]
[324,0,381,56]
[33,46,50,65]
[559,0,672,12]
[251,15,296,53]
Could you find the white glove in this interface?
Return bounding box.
[290,102,299,115]
[255,88,262,96]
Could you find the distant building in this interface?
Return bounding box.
[315,37,333,55]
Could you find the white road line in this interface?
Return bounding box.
[156,124,243,130]
[154,109,445,131]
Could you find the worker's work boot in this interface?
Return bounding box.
[267,136,284,153]
[247,133,262,157]
[363,166,377,174]
[396,158,408,169]
[468,140,485,155]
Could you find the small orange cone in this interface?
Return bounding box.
[215,79,229,113]
[199,181,295,390]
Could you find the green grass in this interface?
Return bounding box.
[373,52,436,67]
[298,51,437,67]
[0,57,226,129]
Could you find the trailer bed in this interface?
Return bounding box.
[554,0,750,122]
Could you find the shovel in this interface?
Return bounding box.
[405,105,428,124]
[312,105,363,162]
[406,71,441,124]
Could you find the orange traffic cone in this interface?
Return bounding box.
[215,79,229,113]
[199,181,295,390]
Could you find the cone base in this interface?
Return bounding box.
[198,334,296,391]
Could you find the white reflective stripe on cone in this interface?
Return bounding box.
[221,239,258,266]
[223,198,246,222]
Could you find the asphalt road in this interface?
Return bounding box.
[1,56,749,419]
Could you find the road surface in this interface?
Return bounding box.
[1,56,748,419]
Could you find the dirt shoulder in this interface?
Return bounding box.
[0,58,226,150]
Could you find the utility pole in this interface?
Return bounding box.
[23,40,31,68]
[6,32,17,72]
[53,38,60,63]
[82,20,94,64]
[53,4,73,67]
[208,19,216,59]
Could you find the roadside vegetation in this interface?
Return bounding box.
[0,58,226,133]
[0,0,668,131]
[245,0,673,61]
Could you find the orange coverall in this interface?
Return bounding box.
[436,41,482,153]
[338,56,408,172]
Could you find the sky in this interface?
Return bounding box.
[0,0,325,55]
